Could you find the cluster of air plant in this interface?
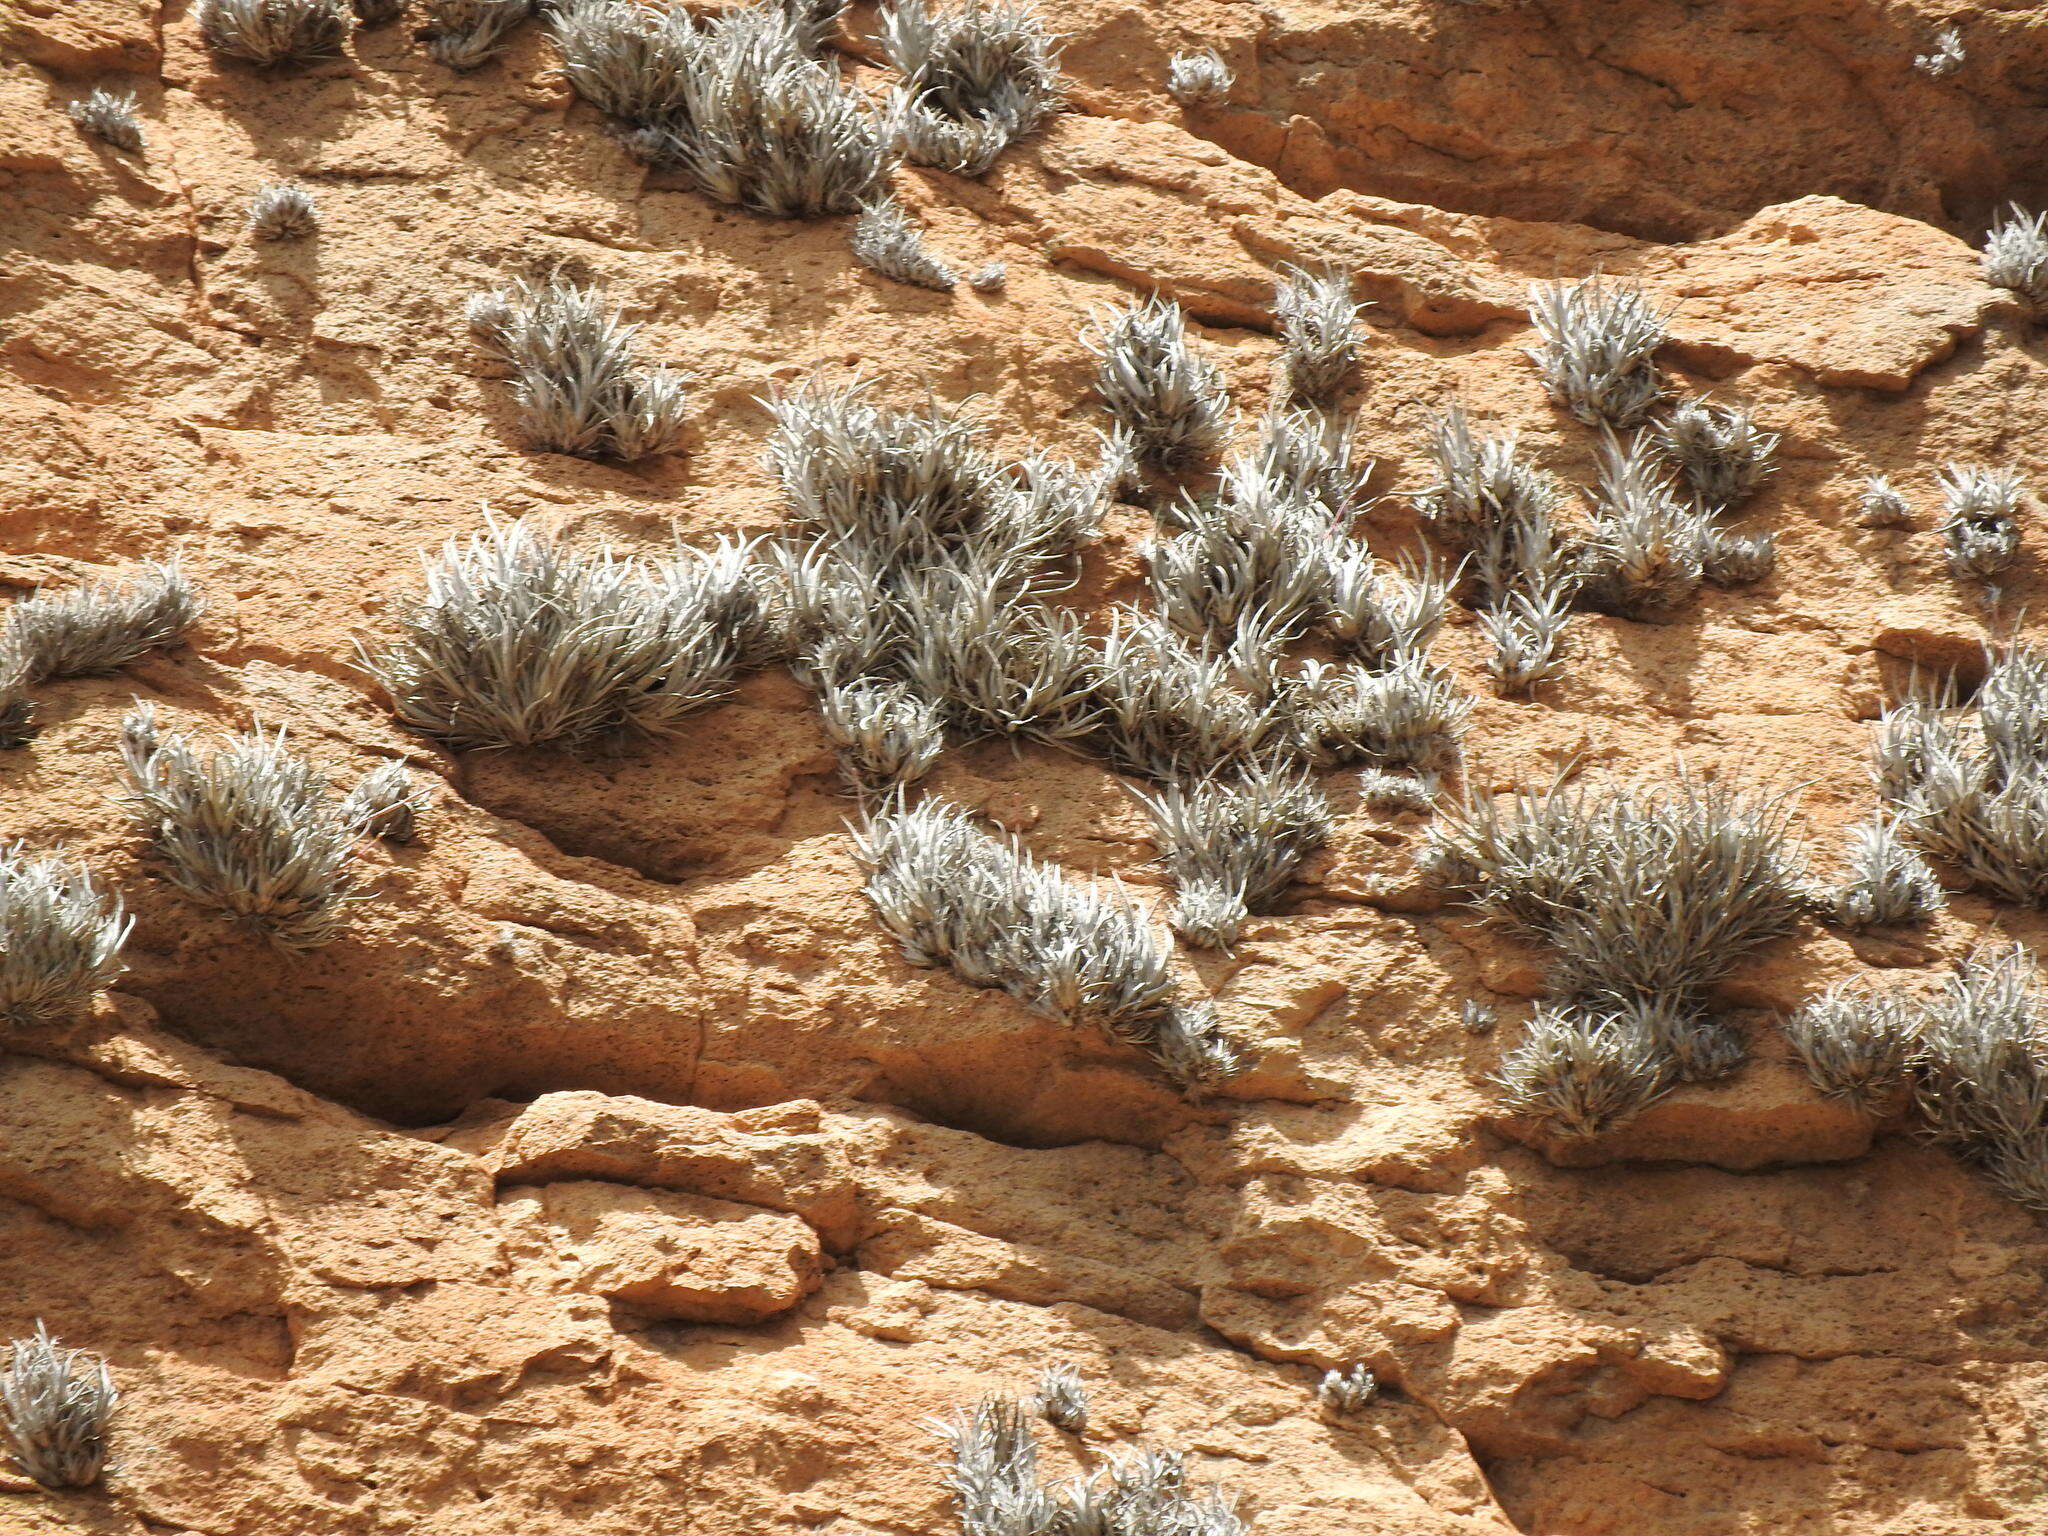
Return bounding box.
[1,1325,118,1490]
[120,706,370,950]
[0,561,203,748]
[765,378,1113,789]
[67,89,144,151]
[854,798,1243,1087]
[1165,48,1233,108]
[878,0,1063,177]
[1316,1363,1378,1417]
[937,1392,1246,1536]
[338,760,427,844]
[1913,25,1965,78]
[1981,205,2048,314]
[0,846,129,1032]
[549,0,894,218]
[1781,979,1921,1114]
[1424,775,1809,1134]
[420,0,533,68]
[1525,276,1668,429]
[1088,609,1287,783]
[1033,1364,1087,1432]
[1856,475,1914,529]
[1936,463,2025,598]
[466,277,690,459]
[1085,296,1233,474]
[1816,814,1945,929]
[1870,646,2048,905]
[248,182,320,241]
[1135,762,1332,948]
[1274,265,1363,408]
[1574,434,1706,618]
[1417,405,1577,694]
[1914,944,2048,1211]
[195,0,353,65]
[850,197,1002,291]
[367,515,761,752]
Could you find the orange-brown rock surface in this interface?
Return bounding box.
[3,2,2047,1533]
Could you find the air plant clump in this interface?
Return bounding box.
[1819,814,1944,929]
[1084,296,1233,473]
[466,277,690,459]
[1525,275,1668,429]
[1316,1364,1378,1418]
[1358,767,1433,812]
[1033,1364,1087,1433]
[1913,26,1965,77]
[339,761,426,844]
[1781,980,1920,1114]
[0,846,129,1032]
[1,560,201,691]
[1575,433,1706,618]
[1651,399,1778,515]
[1165,48,1233,108]
[879,0,1063,177]
[1425,775,1809,1132]
[1274,265,1362,407]
[121,708,368,950]
[1416,405,1578,693]
[937,1392,1246,1536]
[67,89,144,151]
[1090,610,1285,783]
[247,182,320,241]
[195,0,352,65]
[1915,944,2048,1213]
[1290,654,1469,775]
[815,675,947,795]
[367,516,758,752]
[850,196,959,290]
[1936,463,2024,593]
[1461,998,1497,1034]
[1135,763,1333,948]
[550,0,895,218]
[853,797,1243,1088]
[420,0,533,68]
[1872,646,2048,906]
[1981,205,2048,314]
[1,1325,118,1490]
[1856,475,1914,528]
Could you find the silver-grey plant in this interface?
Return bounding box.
[1981,204,2048,313]
[1084,296,1232,473]
[121,711,366,950]
[1913,25,1964,77]
[0,846,129,1031]
[1,1324,117,1490]
[1781,980,1919,1114]
[1650,399,1778,514]
[195,0,352,65]
[1315,1363,1377,1417]
[1575,432,1705,618]
[248,181,319,240]
[850,196,958,290]
[339,760,425,844]
[67,89,144,151]
[1855,475,1913,528]
[1273,265,1362,406]
[879,0,1063,177]
[421,0,534,70]
[1165,48,1233,109]
[1936,463,2024,591]
[1820,814,1944,929]
[466,277,690,459]
[1526,276,1668,429]
[1033,1363,1087,1433]
[1,560,201,691]
[1135,763,1332,949]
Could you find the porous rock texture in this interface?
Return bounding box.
[2,3,2047,1534]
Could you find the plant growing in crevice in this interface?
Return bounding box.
[1315,1364,1378,1417]
[1033,1364,1087,1432]
[854,797,1243,1088]
[1982,204,2048,314]
[1,1325,118,1490]
[1135,762,1332,949]
[1856,475,1913,528]
[850,196,958,290]
[367,516,759,751]
[195,0,352,65]
[1574,432,1705,618]
[0,561,203,748]
[121,709,368,950]
[879,0,1063,176]
[1084,296,1232,473]
[339,761,426,844]
[1782,980,1919,1114]
[248,182,319,240]
[1650,399,1777,516]
[0,846,129,1032]
[1424,774,1809,1132]
[67,89,144,151]
[1936,463,2024,595]
[1525,275,1667,429]
[1913,25,1964,77]
[1916,944,2048,1212]
[466,277,690,459]
[1165,47,1233,107]
[1274,265,1362,407]
[1818,813,1944,929]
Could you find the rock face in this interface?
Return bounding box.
[1,3,2047,1535]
